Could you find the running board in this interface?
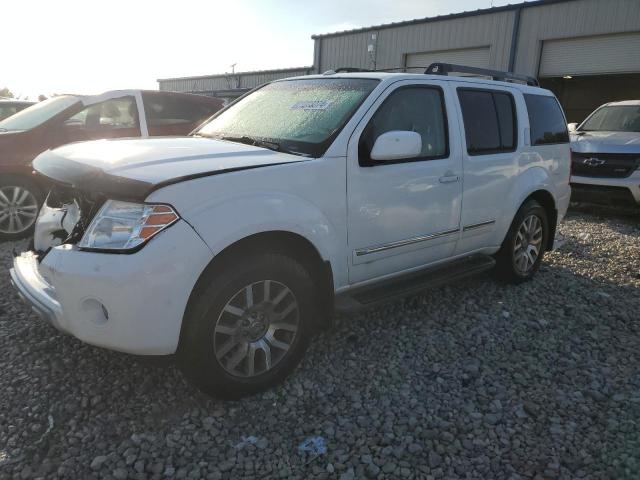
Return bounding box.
[335,254,496,312]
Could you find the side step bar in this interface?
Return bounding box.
[334,254,496,313]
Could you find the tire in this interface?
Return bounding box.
[0,175,43,241]
[494,199,549,283]
[178,252,318,399]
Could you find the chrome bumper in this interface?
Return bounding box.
[10,251,64,329]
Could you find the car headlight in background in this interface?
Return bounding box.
[78,200,179,251]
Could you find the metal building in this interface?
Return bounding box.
[158,0,639,122]
[312,0,640,122]
[158,67,313,103]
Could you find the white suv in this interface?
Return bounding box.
[10,65,571,397]
[569,100,640,206]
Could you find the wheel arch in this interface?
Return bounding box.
[523,189,557,251]
[180,230,335,350]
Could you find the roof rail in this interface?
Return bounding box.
[425,63,539,86]
[334,67,371,73]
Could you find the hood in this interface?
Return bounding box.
[33,136,307,200]
[570,130,640,154]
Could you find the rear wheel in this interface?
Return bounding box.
[495,199,549,283]
[0,175,43,241]
[178,253,317,398]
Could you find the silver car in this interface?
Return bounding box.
[569,100,640,206]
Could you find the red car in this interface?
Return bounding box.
[0,99,36,121]
[0,90,223,240]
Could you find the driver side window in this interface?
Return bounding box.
[65,97,138,130]
[358,86,448,166]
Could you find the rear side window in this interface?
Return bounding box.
[359,86,448,165]
[458,89,517,155]
[524,94,569,145]
[143,94,218,127]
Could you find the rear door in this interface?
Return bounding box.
[346,79,463,284]
[451,83,521,254]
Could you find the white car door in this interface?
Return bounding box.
[346,80,463,284]
[451,83,521,254]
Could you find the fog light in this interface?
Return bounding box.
[81,298,109,326]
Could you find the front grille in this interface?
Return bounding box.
[572,152,640,179]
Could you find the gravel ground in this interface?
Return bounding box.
[1,206,639,480]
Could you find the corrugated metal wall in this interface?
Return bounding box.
[514,0,640,76]
[314,0,640,78]
[159,67,313,93]
[160,0,640,94]
[315,10,515,73]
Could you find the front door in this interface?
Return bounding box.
[346,80,463,284]
[55,96,142,147]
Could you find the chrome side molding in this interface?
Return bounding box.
[462,220,496,232]
[355,228,460,256]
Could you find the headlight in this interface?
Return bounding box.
[78,200,179,251]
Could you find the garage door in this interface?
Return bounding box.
[405,47,490,71]
[540,32,640,77]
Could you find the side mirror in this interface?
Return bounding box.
[370,131,422,161]
[567,123,578,132]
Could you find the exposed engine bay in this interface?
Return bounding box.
[33,184,105,253]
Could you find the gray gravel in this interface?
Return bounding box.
[1,206,639,479]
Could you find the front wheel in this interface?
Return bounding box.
[0,175,43,241]
[495,199,549,283]
[178,253,318,398]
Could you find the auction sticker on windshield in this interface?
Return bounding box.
[291,100,333,110]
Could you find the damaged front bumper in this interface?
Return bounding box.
[10,251,64,329]
[9,220,214,355]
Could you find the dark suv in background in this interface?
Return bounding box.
[0,90,223,240]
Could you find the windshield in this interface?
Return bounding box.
[580,105,640,132]
[0,96,79,131]
[195,78,379,157]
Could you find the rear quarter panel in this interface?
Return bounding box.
[494,88,571,246]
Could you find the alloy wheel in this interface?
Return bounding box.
[513,214,543,275]
[213,280,300,378]
[0,186,39,235]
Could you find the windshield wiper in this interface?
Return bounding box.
[220,135,281,152]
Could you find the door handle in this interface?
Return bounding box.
[439,175,459,184]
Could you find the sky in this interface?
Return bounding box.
[3,0,523,99]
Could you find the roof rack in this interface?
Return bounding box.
[425,63,539,86]
[334,67,370,73]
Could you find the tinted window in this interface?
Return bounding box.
[143,94,218,127]
[66,97,137,130]
[458,89,517,154]
[359,86,448,165]
[524,94,569,145]
[494,93,516,149]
